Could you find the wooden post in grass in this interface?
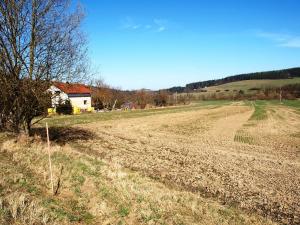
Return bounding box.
[46,122,54,194]
[279,86,282,104]
[112,99,117,110]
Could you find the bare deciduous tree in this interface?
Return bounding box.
[91,78,114,110]
[0,0,89,133]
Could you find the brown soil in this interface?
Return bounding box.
[75,105,300,224]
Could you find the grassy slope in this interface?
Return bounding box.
[0,131,275,224]
[205,78,300,92]
[177,78,300,99]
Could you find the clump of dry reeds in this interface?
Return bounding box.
[0,193,49,224]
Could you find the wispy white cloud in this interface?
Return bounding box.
[120,17,168,32]
[153,19,167,32]
[256,31,300,48]
[120,16,140,30]
[279,38,300,48]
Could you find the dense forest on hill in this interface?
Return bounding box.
[166,67,300,93]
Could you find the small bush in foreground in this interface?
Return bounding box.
[56,99,73,115]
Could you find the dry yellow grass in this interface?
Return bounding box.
[1,102,299,224]
[0,135,274,225]
[76,104,300,224]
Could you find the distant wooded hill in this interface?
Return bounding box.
[166,67,300,93]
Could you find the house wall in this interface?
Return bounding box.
[69,96,91,110]
[49,85,92,110]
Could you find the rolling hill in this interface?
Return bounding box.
[166,67,300,93]
[201,77,300,93]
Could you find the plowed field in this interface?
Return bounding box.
[74,103,300,224]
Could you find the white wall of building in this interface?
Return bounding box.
[69,96,91,110]
[48,85,91,110]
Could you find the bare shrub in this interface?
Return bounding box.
[56,99,73,115]
[0,0,89,134]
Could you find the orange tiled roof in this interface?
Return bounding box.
[54,82,91,94]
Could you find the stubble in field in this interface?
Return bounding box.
[76,104,300,224]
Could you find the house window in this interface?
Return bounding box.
[84,100,87,105]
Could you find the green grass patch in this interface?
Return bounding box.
[75,161,95,176]
[281,100,300,111]
[261,99,300,111]
[43,198,94,223]
[118,205,130,217]
[249,101,268,120]
[0,208,9,220]
[36,100,231,127]
[52,151,71,164]
[72,174,85,185]
[98,184,120,205]
[234,133,254,144]
[99,186,111,198]
[246,99,300,121]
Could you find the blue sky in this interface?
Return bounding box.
[79,0,300,90]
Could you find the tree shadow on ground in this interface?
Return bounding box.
[31,126,95,145]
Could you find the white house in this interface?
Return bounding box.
[49,82,92,110]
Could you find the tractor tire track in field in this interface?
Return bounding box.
[75,105,300,224]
